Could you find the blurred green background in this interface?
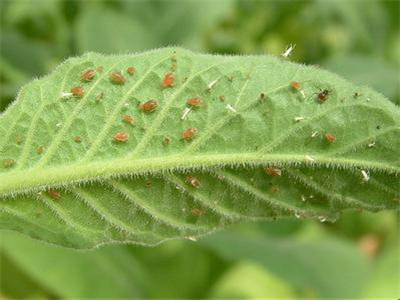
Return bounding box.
[0,0,399,298]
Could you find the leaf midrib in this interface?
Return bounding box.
[0,153,398,197]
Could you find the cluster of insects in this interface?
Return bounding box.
[2,53,378,207]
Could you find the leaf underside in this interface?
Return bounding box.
[0,47,399,249]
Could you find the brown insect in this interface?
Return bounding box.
[3,159,15,168]
[186,176,201,188]
[110,71,126,84]
[270,186,279,193]
[265,167,282,176]
[219,95,226,102]
[48,190,61,200]
[36,146,45,154]
[187,97,202,107]
[182,128,198,140]
[74,136,82,143]
[325,133,337,143]
[127,67,136,75]
[81,69,96,82]
[162,136,170,145]
[139,100,158,112]
[191,208,204,216]
[317,89,330,102]
[113,132,129,142]
[259,93,266,102]
[122,115,135,125]
[291,81,301,90]
[162,72,175,88]
[71,86,84,98]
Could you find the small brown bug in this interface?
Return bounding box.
[139,100,158,112]
[325,133,337,143]
[162,136,170,145]
[191,208,204,216]
[219,95,225,102]
[265,167,282,177]
[186,176,201,188]
[3,159,15,168]
[162,72,175,88]
[37,146,45,154]
[110,71,126,84]
[270,186,279,193]
[182,128,198,140]
[74,136,82,143]
[48,190,61,200]
[259,93,266,102]
[317,89,330,102]
[145,180,152,188]
[127,67,136,75]
[71,86,84,98]
[291,81,301,90]
[187,97,202,107]
[113,132,129,142]
[122,115,135,125]
[81,69,96,82]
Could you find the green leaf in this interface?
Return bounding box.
[0,230,146,298]
[201,230,372,298]
[0,47,399,249]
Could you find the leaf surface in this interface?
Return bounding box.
[0,47,399,248]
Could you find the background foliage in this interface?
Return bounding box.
[0,0,399,298]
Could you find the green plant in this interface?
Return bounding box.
[0,47,399,249]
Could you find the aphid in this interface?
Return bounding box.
[291,81,301,90]
[282,44,296,58]
[81,69,96,82]
[361,170,370,182]
[182,128,198,140]
[122,114,135,125]
[191,208,204,216]
[187,97,202,107]
[36,146,45,154]
[110,71,126,84]
[3,159,15,168]
[16,136,23,145]
[259,93,266,102]
[74,136,82,143]
[145,180,152,188]
[97,66,104,72]
[162,72,175,88]
[317,89,330,103]
[376,125,381,130]
[162,136,170,145]
[325,133,337,143]
[113,132,129,142]
[265,167,282,177]
[127,66,136,75]
[354,92,360,98]
[48,190,61,200]
[71,86,84,98]
[186,176,201,188]
[96,92,104,102]
[270,185,279,193]
[219,95,226,102]
[181,107,192,120]
[139,100,158,112]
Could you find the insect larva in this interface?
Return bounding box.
[81,69,96,82]
[110,71,126,84]
[182,128,198,140]
[265,167,282,176]
[325,133,337,143]
[162,72,175,88]
[187,97,202,107]
[71,86,84,98]
[127,67,136,75]
[113,132,129,142]
[186,176,201,188]
[122,115,135,125]
[139,100,158,112]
